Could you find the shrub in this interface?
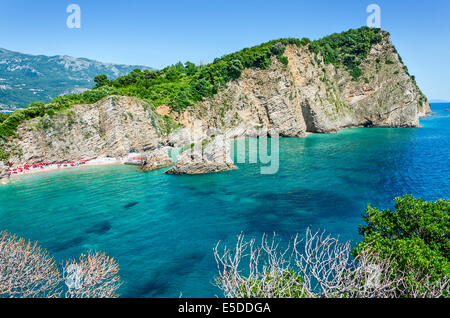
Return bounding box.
[0,231,62,297]
[354,195,449,287]
[0,27,388,138]
[214,229,428,298]
[0,113,9,124]
[270,42,285,56]
[277,55,289,66]
[227,59,244,80]
[0,230,121,298]
[309,27,383,80]
[215,195,449,298]
[94,74,110,88]
[0,146,7,160]
[63,251,121,298]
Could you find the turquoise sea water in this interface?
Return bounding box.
[0,103,449,297]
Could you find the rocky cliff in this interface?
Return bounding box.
[1,96,169,166]
[0,162,8,182]
[176,32,430,138]
[0,30,430,176]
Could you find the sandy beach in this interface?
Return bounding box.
[6,157,125,180]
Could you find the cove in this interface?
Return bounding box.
[0,104,448,297]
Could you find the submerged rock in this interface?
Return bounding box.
[140,147,174,172]
[166,136,237,175]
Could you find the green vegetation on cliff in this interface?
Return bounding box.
[0,113,9,124]
[100,37,308,113]
[309,27,383,80]
[79,28,383,112]
[0,27,399,159]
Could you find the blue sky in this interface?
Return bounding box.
[0,0,449,100]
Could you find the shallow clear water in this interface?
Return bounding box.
[0,103,449,297]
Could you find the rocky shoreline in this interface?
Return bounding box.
[0,32,431,181]
[166,135,237,175]
[140,147,174,172]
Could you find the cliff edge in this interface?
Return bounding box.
[0,28,431,176]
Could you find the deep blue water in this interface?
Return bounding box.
[0,103,449,297]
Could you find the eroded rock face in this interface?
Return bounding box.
[141,147,174,172]
[0,31,431,176]
[166,135,237,175]
[0,162,9,182]
[177,32,430,136]
[2,96,166,166]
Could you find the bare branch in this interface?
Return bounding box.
[214,229,449,298]
[0,231,62,298]
[63,251,122,298]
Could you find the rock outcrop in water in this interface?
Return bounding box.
[141,147,174,172]
[0,29,431,176]
[166,135,237,175]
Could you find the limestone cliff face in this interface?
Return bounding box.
[2,96,167,166]
[0,162,8,182]
[177,32,430,138]
[0,32,430,174]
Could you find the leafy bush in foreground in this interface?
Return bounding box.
[215,195,449,298]
[354,195,449,290]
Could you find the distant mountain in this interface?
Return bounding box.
[0,48,154,110]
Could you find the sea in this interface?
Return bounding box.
[0,103,448,297]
